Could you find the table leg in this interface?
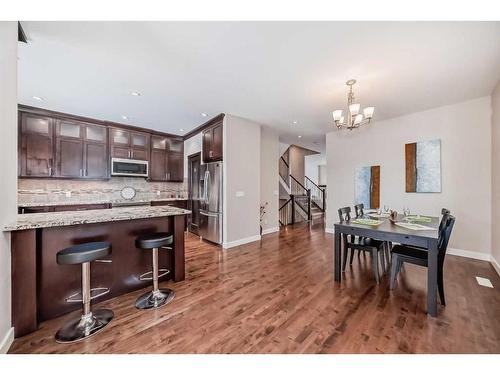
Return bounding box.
[427,239,438,317]
[334,230,341,282]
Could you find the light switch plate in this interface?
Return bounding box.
[273,190,279,196]
[65,191,71,198]
[236,191,245,197]
[476,276,494,288]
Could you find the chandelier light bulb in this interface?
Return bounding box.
[339,116,345,124]
[354,114,364,125]
[332,110,343,121]
[349,103,360,116]
[363,106,375,119]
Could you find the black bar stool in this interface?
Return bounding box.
[135,232,175,309]
[55,241,113,343]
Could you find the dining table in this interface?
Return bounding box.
[333,213,441,317]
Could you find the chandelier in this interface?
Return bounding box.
[332,79,374,130]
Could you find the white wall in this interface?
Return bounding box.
[260,127,279,234]
[223,114,261,247]
[326,97,492,257]
[0,22,17,353]
[492,82,500,271]
[305,153,326,185]
[183,132,202,178]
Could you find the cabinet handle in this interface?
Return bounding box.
[209,150,213,157]
[128,150,131,158]
[84,169,88,176]
[80,169,83,177]
[48,167,52,176]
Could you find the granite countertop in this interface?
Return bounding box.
[4,206,191,231]
[18,197,188,208]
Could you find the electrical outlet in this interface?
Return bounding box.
[273,190,279,196]
[65,191,71,198]
[236,191,245,197]
[156,190,161,196]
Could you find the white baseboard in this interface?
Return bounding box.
[447,247,491,261]
[0,327,14,354]
[491,255,500,277]
[222,234,261,249]
[325,227,334,234]
[262,227,279,235]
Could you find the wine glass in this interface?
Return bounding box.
[383,205,389,214]
[403,206,410,221]
[377,207,382,215]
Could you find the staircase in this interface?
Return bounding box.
[278,156,326,226]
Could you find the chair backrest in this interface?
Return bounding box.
[354,203,364,218]
[438,208,451,231]
[438,214,455,257]
[338,206,351,222]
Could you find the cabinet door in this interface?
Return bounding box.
[131,132,148,149]
[85,124,107,143]
[84,142,108,178]
[211,123,223,160]
[167,138,184,153]
[202,128,213,162]
[57,138,84,177]
[150,149,167,181]
[20,114,54,177]
[131,148,149,161]
[111,128,130,146]
[167,152,183,181]
[57,120,82,139]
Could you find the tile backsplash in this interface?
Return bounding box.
[18,177,187,205]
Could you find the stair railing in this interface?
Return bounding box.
[279,156,290,188]
[304,176,326,212]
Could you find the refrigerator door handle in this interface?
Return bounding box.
[200,210,219,218]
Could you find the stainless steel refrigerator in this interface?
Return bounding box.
[199,161,223,244]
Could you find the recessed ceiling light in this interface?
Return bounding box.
[292,121,298,124]
[121,115,128,120]
[298,135,302,138]
[33,96,43,101]
[201,113,208,117]
[179,128,184,132]
[130,91,141,96]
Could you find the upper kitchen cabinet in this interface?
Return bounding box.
[202,120,223,163]
[149,135,184,182]
[110,128,150,161]
[55,119,109,179]
[19,112,55,177]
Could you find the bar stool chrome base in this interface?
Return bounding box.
[135,288,175,310]
[55,309,114,343]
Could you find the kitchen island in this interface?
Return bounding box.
[4,205,190,338]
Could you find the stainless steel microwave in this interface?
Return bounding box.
[111,158,149,177]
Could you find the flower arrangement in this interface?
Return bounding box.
[260,201,268,235]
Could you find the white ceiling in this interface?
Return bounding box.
[19,21,500,152]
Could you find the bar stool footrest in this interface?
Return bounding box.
[138,269,170,281]
[65,287,111,303]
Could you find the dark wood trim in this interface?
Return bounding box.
[183,113,225,140]
[18,22,28,43]
[18,105,182,140]
[11,229,38,337]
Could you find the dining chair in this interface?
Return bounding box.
[338,206,388,284]
[389,213,456,306]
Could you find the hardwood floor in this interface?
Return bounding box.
[9,222,500,354]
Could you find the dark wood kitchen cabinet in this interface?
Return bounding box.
[202,121,223,163]
[110,128,150,161]
[149,135,184,182]
[19,113,54,177]
[55,119,108,179]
